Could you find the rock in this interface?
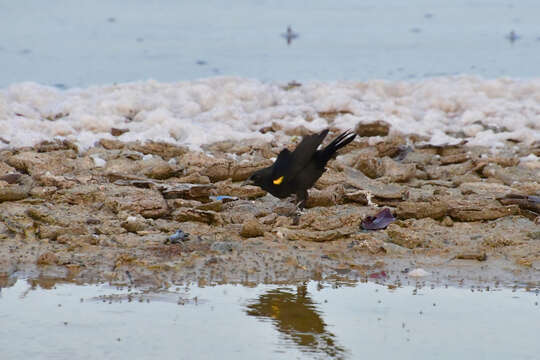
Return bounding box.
[38,225,66,240]
[111,128,129,137]
[305,186,344,208]
[441,216,454,227]
[386,224,427,248]
[375,135,407,158]
[448,200,520,221]
[280,228,353,242]
[396,201,449,220]
[240,218,265,238]
[475,156,519,168]
[215,181,266,199]
[482,163,539,186]
[144,161,177,180]
[7,150,91,176]
[259,213,278,225]
[379,157,417,182]
[498,194,540,213]
[314,170,346,189]
[282,230,343,242]
[99,139,125,150]
[121,216,147,233]
[298,206,368,231]
[35,172,77,189]
[455,253,487,261]
[35,139,78,153]
[37,252,59,265]
[128,141,188,160]
[176,173,211,184]
[460,182,514,197]
[318,110,352,121]
[201,159,231,182]
[381,242,410,255]
[336,147,379,169]
[103,186,169,218]
[161,183,216,202]
[353,157,384,178]
[230,160,273,181]
[166,198,201,209]
[440,152,470,165]
[0,174,33,202]
[284,125,312,137]
[344,167,406,199]
[171,208,220,224]
[210,241,239,253]
[27,207,64,225]
[355,120,390,137]
[0,162,16,176]
[105,155,182,180]
[222,201,271,223]
[196,201,223,212]
[343,190,369,205]
[481,235,518,248]
[425,161,474,180]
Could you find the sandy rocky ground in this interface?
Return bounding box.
[1,119,539,290]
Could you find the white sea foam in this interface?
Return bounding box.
[1,76,539,151]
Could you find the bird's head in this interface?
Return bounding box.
[242,166,276,189]
[242,170,264,187]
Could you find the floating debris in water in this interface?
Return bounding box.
[408,268,431,277]
[368,271,387,279]
[281,25,299,45]
[506,30,520,43]
[361,208,396,230]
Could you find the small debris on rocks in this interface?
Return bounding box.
[166,229,190,244]
[361,208,396,230]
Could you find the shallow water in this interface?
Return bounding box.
[1,279,538,359]
[1,0,540,87]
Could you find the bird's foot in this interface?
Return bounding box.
[291,206,305,225]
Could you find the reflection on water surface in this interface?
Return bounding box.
[0,278,538,359]
[246,284,346,359]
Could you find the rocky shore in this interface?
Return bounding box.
[1,122,539,288]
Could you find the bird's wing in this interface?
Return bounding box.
[271,148,292,180]
[272,130,329,181]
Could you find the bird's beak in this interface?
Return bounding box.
[242,178,255,187]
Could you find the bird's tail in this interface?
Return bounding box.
[320,130,356,163]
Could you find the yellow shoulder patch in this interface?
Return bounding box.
[273,176,284,185]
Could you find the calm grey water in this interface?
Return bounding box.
[1,280,539,360]
[1,0,540,88]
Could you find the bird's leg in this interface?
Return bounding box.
[292,190,308,225]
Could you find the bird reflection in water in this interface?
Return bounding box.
[245,284,347,359]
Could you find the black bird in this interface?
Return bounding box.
[243,129,356,209]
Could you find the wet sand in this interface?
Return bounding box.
[1,126,539,288]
